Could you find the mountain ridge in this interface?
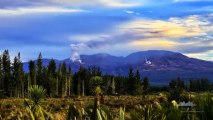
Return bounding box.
[23,50,213,85]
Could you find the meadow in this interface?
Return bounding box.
[1,90,213,120]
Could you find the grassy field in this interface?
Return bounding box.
[0,95,167,119]
[0,93,212,120]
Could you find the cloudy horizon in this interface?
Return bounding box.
[0,0,213,61]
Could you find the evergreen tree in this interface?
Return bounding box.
[115,75,125,95]
[58,64,62,97]
[134,70,143,95]
[61,62,67,97]
[47,59,57,97]
[13,56,20,97]
[48,59,57,77]
[2,50,12,97]
[36,52,43,86]
[42,67,49,96]
[67,66,72,96]
[127,67,135,95]
[143,77,150,92]
[18,53,25,97]
[29,60,36,85]
[12,53,24,97]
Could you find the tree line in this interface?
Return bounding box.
[0,50,149,98]
[1,50,212,98]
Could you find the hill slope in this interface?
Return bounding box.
[23,50,213,85]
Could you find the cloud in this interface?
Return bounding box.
[186,51,213,61]
[0,0,213,61]
[124,10,134,14]
[70,14,213,57]
[174,0,212,2]
[0,0,142,8]
[0,6,89,16]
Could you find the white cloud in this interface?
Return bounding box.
[0,6,89,16]
[98,0,140,7]
[186,51,213,61]
[70,34,110,42]
[174,0,212,2]
[124,10,134,14]
[0,0,143,8]
[70,14,213,61]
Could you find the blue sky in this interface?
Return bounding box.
[0,0,213,61]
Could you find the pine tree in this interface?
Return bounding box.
[42,67,49,95]
[47,59,57,97]
[12,53,24,97]
[127,67,135,95]
[61,62,67,97]
[56,77,59,97]
[58,64,62,97]
[36,52,43,86]
[27,74,31,97]
[29,60,36,85]
[135,70,143,95]
[143,77,150,92]
[67,66,72,96]
[2,50,12,97]
[13,56,19,97]
[48,59,57,77]
[19,53,25,97]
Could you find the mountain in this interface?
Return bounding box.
[23,50,213,85]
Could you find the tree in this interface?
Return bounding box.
[42,67,49,96]
[12,53,24,97]
[115,75,126,95]
[143,77,150,92]
[169,78,184,101]
[134,70,143,95]
[60,62,67,97]
[2,50,12,97]
[47,59,57,97]
[127,67,135,95]
[36,52,43,86]
[29,60,36,85]
[67,66,72,96]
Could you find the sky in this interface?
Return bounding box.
[0,0,213,61]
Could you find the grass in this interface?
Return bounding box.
[0,92,212,119]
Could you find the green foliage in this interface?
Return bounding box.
[90,76,103,95]
[143,77,150,92]
[67,103,80,120]
[166,100,181,120]
[194,94,213,120]
[127,68,144,95]
[169,78,185,102]
[2,50,11,97]
[28,85,46,105]
[24,85,48,120]
[190,79,212,92]
[36,52,43,86]
[29,60,36,85]
[119,107,125,120]
[12,53,24,97]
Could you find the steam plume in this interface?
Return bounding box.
[70,43,87,63]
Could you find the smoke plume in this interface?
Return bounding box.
[70,43,88,63]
